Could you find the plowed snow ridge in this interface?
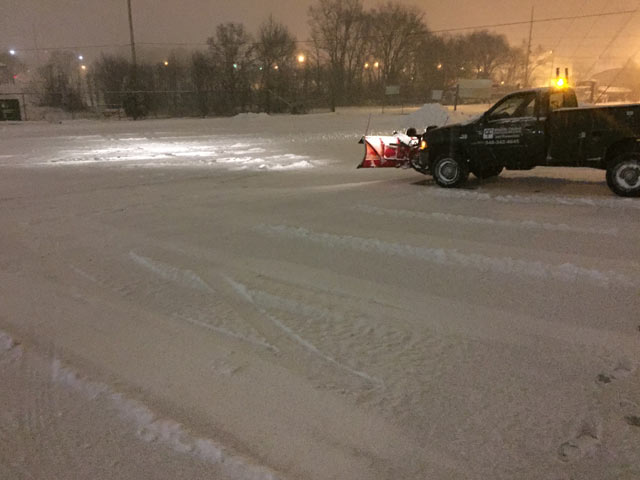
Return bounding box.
[0,330,280,480]
[258,225,637,288]
[427,189,640,210]
[354,205,619,236]
[52,357,279,479]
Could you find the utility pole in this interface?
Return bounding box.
[126,0,139,118]
[523,6,534,88]
[127,0,137,77]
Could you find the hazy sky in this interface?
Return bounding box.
[2,0,640,71]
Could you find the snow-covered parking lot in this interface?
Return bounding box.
[1,108,639,480]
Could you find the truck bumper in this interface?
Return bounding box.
[412,149,430,174]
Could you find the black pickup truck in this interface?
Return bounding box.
[413,86,640,197]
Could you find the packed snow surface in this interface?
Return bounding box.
[1,106,639,480]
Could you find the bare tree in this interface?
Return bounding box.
[207,22,255,115]
[38,51,85,111]
[463,30,512,79]
[92,54,130,106]
[191,51,215,116]
[255,16,297,112]
[368,2,428,86]
[308,0,366,110]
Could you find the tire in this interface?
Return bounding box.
[432,154,469,188]
[606,153,640,197]
[471,165,504,180]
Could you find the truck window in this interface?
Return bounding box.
[548,91,578,112]
[549,92,564,111]
[487,92,537,121]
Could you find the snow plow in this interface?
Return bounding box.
[357,132,422,170]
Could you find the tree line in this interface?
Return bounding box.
[34,0,534,117]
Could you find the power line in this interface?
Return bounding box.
[13,43,131,52]
[584,5,639,78]
[7,8,637,53]
[428,9,637,34]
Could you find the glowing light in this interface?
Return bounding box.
[556,78,565,87]
[364,62,370,69]
[9,49,16,56]
[420,140,428,150]
[78,55,84,61]
[164,60,169,66]
[437,63,442,70]
[274,65,279,70]
[297,54,306,64]
[373,61,379,69]
[80,65,87,71]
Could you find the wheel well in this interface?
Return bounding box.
[428,144,468,170]
[604,139,639,167]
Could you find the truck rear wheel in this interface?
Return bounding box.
[606,153,640,197]
[432,155,469,188]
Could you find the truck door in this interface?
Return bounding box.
[472,91,544,169]
[544,89,586,165]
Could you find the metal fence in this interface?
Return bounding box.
[0,87,434,121]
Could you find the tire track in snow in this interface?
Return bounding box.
[425,188,640,210]
[354,204,618,236]
[224,276,383,387]
[129,252,381,385]
[128,252,277,352]
[257,225,639,288]
[130,252,214,293]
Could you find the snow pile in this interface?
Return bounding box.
[402,103,476,130]
[233,112,271,120]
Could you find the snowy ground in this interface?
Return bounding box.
[1,107,639,480]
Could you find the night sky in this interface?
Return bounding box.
[2,0,639,70]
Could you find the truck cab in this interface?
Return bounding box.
[418,87,578,179]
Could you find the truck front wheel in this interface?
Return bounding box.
[606,153,640,197]
[432,155,469,188]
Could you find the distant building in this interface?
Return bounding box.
[588,68,637,103]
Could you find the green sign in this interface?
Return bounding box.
[0,99,22,121]
[385,85,400,96]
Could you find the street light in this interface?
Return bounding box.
[297,54,306,64]
[373,61,379,69]
[163,60,169,67]
[9,49,16,56]
[80,65,87,71]
[78,55,84,61]
[364,62,370,69]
